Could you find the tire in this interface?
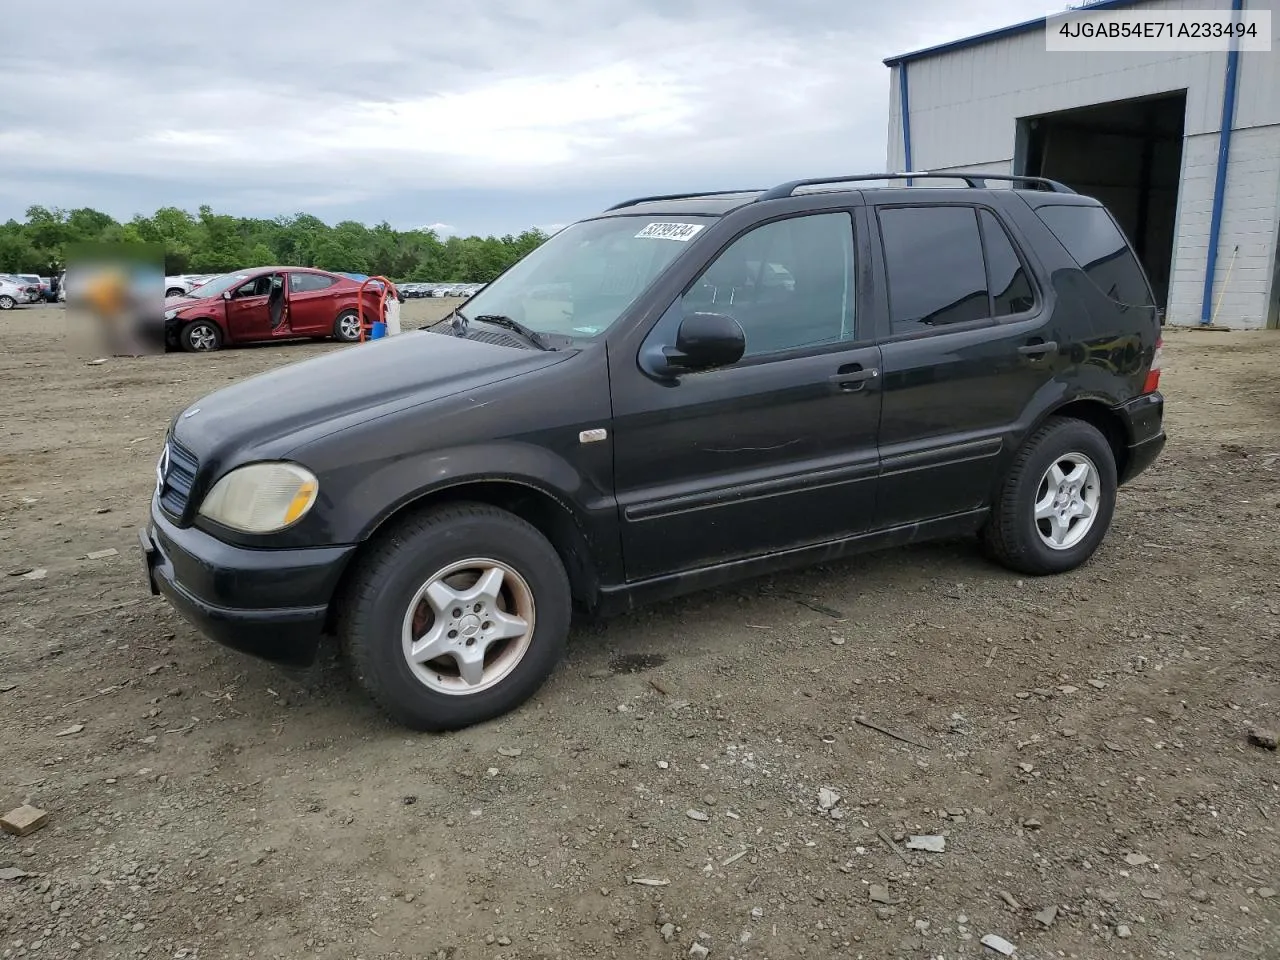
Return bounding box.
[0,295,14,310]
[333,309,362,343]
[179,319,223,352]
[165,287,185,298]
[339,503,572,731]
[980,416,1117,576]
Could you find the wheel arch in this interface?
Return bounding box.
[987,394,1131,511]
[1034,397,1130,482]
[180,316,225,344]
[322,479,601,636]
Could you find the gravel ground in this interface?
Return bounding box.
[1,302,1278,960]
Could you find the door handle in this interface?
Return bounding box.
[829,365,879,392]
[1018,340,1058,358]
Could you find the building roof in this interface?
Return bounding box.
[883,0,1147,67]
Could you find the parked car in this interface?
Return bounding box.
[162,266,390,351]
[141,172,1165,731]
[15,274,45,303]
[0,276,30,310]
[165,275,202,298]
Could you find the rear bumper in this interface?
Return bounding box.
[1115,391,1166,485]
[141,497,356,666]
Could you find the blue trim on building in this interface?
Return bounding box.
[898,64,913,182]
[883,0,1146,66]
[1200,0,1245,325]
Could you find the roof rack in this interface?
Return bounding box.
[755,172,1075,201]
[605,189,765,211]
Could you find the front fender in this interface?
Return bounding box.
[325,439,621,590]
[348,441,598,540]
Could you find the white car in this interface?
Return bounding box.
[0,277,27,310]
[164,275,204,298]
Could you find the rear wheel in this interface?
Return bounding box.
[333,309,362,342]
[165,287,186,298]
[981,417,1117,575]
[339,503,572,731]
[0,295,15,310]
[180,319,222,352]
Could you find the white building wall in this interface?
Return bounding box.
[885,0,1280,329]
[1170,127,1280,327]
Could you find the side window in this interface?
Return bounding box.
[979,210,1036,317]
[879,206,990,335]
[680,212,856,358]
[233,277,266,298]
[290,272,336,293]
[1034,204,1154,307]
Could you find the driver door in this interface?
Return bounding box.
[608,208,884,581]
[224,274,284,342]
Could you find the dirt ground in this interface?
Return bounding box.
[1,301,1277,960]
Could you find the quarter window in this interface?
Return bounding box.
[680,212,856,358]
[979,210,1036,316]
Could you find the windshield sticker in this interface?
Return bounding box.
[635,222,705,242]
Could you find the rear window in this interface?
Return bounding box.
[1034,205,1154,307]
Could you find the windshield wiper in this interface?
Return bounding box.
[472,314,553,350]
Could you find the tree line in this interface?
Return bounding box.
[0,205,550,283]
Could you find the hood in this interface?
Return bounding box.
[170,330,569,462]
[166,293,213,310]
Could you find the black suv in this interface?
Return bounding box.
[140,173,1166,730]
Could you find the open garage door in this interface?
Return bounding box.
[1017,92,1186,313]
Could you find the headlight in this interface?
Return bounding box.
[164,309,178,320]
[197,462,319,534]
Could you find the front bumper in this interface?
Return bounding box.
[141,497,357,666]
[1115,391,1166,485]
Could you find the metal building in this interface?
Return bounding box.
[884,0,1280,330]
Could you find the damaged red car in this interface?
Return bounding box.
[163,267,392,352]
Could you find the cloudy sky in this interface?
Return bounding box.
[0,0,1058,237]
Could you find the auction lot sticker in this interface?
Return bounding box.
[635,222,705,241]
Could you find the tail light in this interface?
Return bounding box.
[1142,337,1163,394]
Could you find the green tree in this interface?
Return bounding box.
[1,203,549,282]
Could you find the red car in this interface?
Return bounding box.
[163,267,394,352]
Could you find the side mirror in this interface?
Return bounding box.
[222,291,232,301]
[662,312,746,372]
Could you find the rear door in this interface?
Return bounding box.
[868,194,1059,528]
[287,271,341,335]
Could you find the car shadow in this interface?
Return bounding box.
[290,534,1015,731]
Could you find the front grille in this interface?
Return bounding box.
[160,440,200,517]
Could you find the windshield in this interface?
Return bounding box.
[459,215,715,339]
[183,272,250,298]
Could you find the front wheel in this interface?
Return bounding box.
[165,287,186,298]
[180,319,223,352]
[339,503,572,731]
[0,295,15,310]
[333,309,362,343]
[981,417,1117,576]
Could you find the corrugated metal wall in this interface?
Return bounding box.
[885,0,1280,329]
